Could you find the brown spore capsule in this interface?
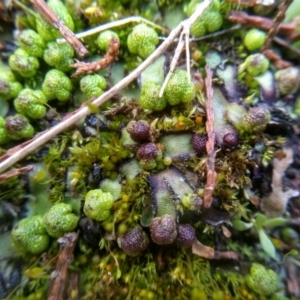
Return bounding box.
[137,142,159,160]
[191,133,207,153]
[117,226,149,256]
[150,214,177,245]
[223,132,239,148]
[126,120,150,142]
[176,224,196,247]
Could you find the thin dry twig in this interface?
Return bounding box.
[273,36,300,56]
[0,0,213,174]
[262,0,294,50]
[48,232,78,300]
[203,65,217,208]
[192,239,239,259]
[228,10,296,39]
[159,0,212,97]
[29,0,88,57]
[0,165,33,184]
[71,37,120,77]
[57,16,169,44]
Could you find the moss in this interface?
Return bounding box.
[1,1,300,299]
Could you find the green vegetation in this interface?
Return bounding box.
[1,0,300,299]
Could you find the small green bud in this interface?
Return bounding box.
[43,203,79,238]
[36,0,74,42]
[244,29,266,51]
[80,74,106,99]
[17,29,46,58]
[139,81,167,111]
[241,107,271,133]
[11,215,50,254]
[0,116,11,145]
[165,70,196,105]
[246,263,278,295]
[203,10,223,33]
[5,114,34,140]
[245,54,270,76]
[9,48,39,78]
[275,67,300,95]
[0,70,22,101]
[44,42,74,72]
[190,19,206,37]
[280,227,299,245]
[42,69,73,101]
[84,189,114,221]
[188,0,222,37]
[14,89,48,119]
[127,24,159,58]
[97,30,120,51]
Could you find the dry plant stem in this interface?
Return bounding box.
[48,232,78,300]
[262,0,293,50]
[0,0,212,174]
[228,10,296,39]
[159,33,185,97]
[0,165,33,184]
[57,16,169,44]
[273,36,300,56]
[203,65,217,208]
[71,37,120,77]
[159,0,212,97]
[262,49,292,69]
[29,0,88,57]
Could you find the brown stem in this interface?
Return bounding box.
[47,232,78,300]
[262,0,294,50]
[203,65,217,208]
[29,0,88,57]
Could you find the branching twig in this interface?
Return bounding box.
[29,0,88,57]
[71,37,120,77]
[262,0,293,50]
[203,65,217,208]
[48,232,78,300]
[0,0,212,174]
[159,0,212,97]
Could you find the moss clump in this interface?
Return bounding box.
[127,24,159,58]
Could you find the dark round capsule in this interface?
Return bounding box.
[126,120,150,142]
[222,132,238,148]
[137,143,159,160]
[191,133,207,153]
[176,224,196,247]
[117,226,149,256]
[150,215,177,245]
